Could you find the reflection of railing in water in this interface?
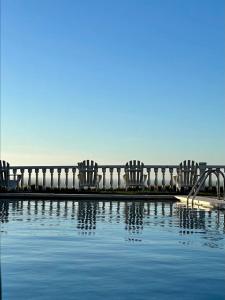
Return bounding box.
[0,200,9,223]
[0,200,224,235]
[176,206,207,231]
[124,202,144,233]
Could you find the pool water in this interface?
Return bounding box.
[1,200,225,300]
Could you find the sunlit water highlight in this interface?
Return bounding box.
[1,200,225,300]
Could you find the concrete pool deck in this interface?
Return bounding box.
[0,193,225,209]
[175,195,225,210]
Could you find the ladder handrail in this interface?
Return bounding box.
[187,169,225,204]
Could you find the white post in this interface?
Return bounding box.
[28,168,32,189]
[50,168,54,189]
[199,162,207,191]
[65,168,69,189]
[154,168,158,190]
[57,168,61,189]
[102,168,106,190]
[147,168,151,190]
[169,168,174,189]
[35,168,39,190]
[110,168,114,190]
[208,168,212,190]
[72,167,76,189]
[42,168,46,190]
[161,168,166,191]
[20,168,25,189]
[117,167,121,189]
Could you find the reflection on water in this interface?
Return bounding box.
[1,200,224,244]
[1,200,225,300]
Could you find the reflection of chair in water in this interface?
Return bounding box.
[124,202,144,233]
[77,160,102,190]
[77,201,97,234]
[123,160,147,190]
[0,160,21,191]
[174,160,199,192]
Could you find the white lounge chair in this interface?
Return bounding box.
[123,160,147,191]
[174,160,199,192]
[0,160,21,191]
[77,160,102,190]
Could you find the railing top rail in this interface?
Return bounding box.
[207,165,225,169]
[8,164,225,170]
[9,164,179,169]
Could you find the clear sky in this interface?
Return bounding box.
[1,0,224,165]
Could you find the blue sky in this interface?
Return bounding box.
[1,0,224,165]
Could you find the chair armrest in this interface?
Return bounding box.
[9,174,21,182]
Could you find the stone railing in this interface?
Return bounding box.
[8,162,225,191]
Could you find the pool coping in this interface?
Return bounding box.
[0,192,177,201]
[0,193,224,209]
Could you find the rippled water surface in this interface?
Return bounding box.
[1,200,225,300]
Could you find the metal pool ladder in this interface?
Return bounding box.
[187,169,225,205]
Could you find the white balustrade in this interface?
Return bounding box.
[6,163,225,192]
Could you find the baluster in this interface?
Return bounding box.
[117,167,121,189]
[50,168,54,189]
[199,162,207,191]
[42,168,46,190]
[147,168,151,190]
[208,168,212,190]
[13,168,17,181]
[65,168,69,189]
[110,168,114,190]
[57,168,61,189]
[176,167,180,189]
[154,168,158,190]
[20,168,25,190]
[161,168,166,190]
[72,167,76,189]
[13,168,19,189]
[216,167,220,199]
[28,168,32,189]
[169,168,174,189]
[35,168,39,190]
[102,168,106,190]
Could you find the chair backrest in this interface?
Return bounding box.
[178,160,199,187]
[0,160,10,188]
[78,160,99,187]
[124,160,145,184]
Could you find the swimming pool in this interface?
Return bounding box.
[1,200,225,300]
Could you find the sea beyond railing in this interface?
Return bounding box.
[7,162,225,192]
